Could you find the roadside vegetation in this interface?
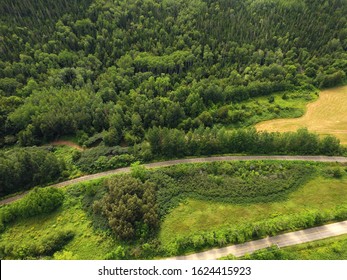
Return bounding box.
[1,161,346,259]
[222,234,347,260]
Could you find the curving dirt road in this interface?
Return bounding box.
[1,155,346,206]
[165,220,347,260]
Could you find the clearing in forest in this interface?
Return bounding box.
[255,86,347,144]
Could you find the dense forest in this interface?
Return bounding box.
[1,0,347,148]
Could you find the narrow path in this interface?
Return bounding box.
[165,220,347,260]
[50,140,84,151]
[1,155,346,206]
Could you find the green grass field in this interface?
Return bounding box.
[1,162,347,259]
[159,175,347,246]
[224,89,318,128]
[0,181,120,260]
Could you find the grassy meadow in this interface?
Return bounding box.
[256,86,347,144]
[1,161,347,259]
[159,175,347,246]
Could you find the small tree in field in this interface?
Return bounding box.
[94,175,158,241]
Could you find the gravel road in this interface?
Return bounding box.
[1,155,346,205]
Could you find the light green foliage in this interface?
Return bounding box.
[0,187,64,230]
[0,230,74,259]
[130,161,148,182]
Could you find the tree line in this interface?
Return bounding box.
[143,127,343,159]
[0,0,347,147]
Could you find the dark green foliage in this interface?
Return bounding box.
[0,230,74,259]
[94,176,159,241]
[0,147,65,197]
[1,0,347,147]
[146,127,342,158]
[7,87,106,144]
[0,187,64,230]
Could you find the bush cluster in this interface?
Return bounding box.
[147,161,316,217]
[93,176,158,241]
[75,146,136,173]
[0,187,64,232]
[0,230,74,259]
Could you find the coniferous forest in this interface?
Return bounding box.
[1,0,347,147]
[1,0,347,196]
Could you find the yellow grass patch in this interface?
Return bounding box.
[255,86,347,144]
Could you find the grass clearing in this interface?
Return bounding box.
[256,86,347,144]
[159,175,347,246]
[0,182,119,260]
[224,89,318,128]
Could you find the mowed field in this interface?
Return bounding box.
[256,86,347,144]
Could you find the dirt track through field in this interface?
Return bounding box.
[1,155,347,206]
[256,86,347,144]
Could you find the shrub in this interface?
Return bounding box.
[0,230,74,259]
[326,167,344,178]
[94,176,158,241]
[0,187,64,231]
[105,246,127,260]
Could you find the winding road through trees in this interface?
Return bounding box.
[1,155,347,206]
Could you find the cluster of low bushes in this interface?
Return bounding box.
[0,230,74,259]
[147,161,316,217]
[73,145,136,173]
[0,187,64,232]
[167,205,347,256]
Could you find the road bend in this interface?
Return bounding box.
[1,155,346,206]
